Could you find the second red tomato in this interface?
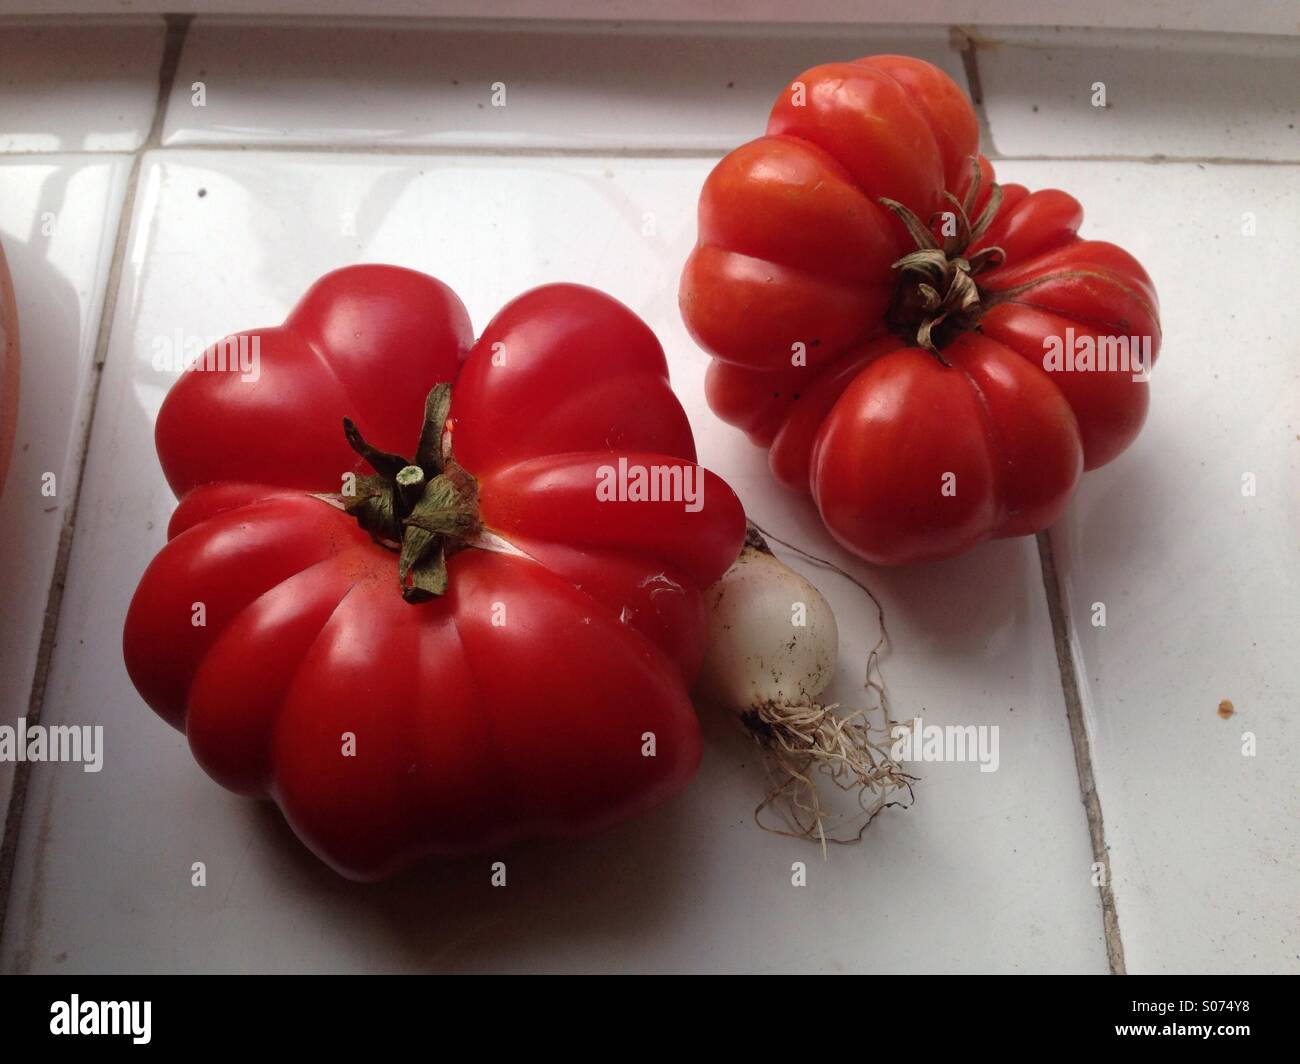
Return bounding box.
[682,55,1159,565]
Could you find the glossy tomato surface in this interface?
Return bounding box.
[681,55,1160,565]
[124,265,745,880]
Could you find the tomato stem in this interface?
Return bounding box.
[879,156,1006,362]
[339,382,480,603]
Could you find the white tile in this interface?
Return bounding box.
[0,149,1104,973]
[0,154,132,833]
[988,158,1299,972]
[978,28,1300,161]
[162,19,965,151]
[0,19,165,153]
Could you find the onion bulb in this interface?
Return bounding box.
[696,523,914,848]
[696,527,838,710]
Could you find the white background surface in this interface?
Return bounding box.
[0,14,1295,974]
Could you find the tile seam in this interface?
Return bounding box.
[1036,530,1127,975]
[9,144,1287,165]
[0,11,192,955]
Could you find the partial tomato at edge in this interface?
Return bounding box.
[0,240,18,491]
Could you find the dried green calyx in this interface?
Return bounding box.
[879,157,1006,363]
[341,383,479,603]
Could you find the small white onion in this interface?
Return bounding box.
[696,535,838,711]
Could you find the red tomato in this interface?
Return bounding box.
[0,239,18,490]
[681,55,1159,565]
[124,266,745,880]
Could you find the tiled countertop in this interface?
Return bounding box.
[0,15,1295,974]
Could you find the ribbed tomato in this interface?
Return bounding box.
[681,55,1159,565]
[124,265,745,880]
[0,239,18,490]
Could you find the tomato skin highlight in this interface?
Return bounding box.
[682,56,1159,565]
[124,266,745,881]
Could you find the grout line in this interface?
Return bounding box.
[976,153,1300,165]
[130,141,731,160]
[0,11,192,955]
[951,26,998,158]
[946,27,1300,168]
[7,142,1291,166]
[90,14,193,369]
[1035,529,1127,975]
